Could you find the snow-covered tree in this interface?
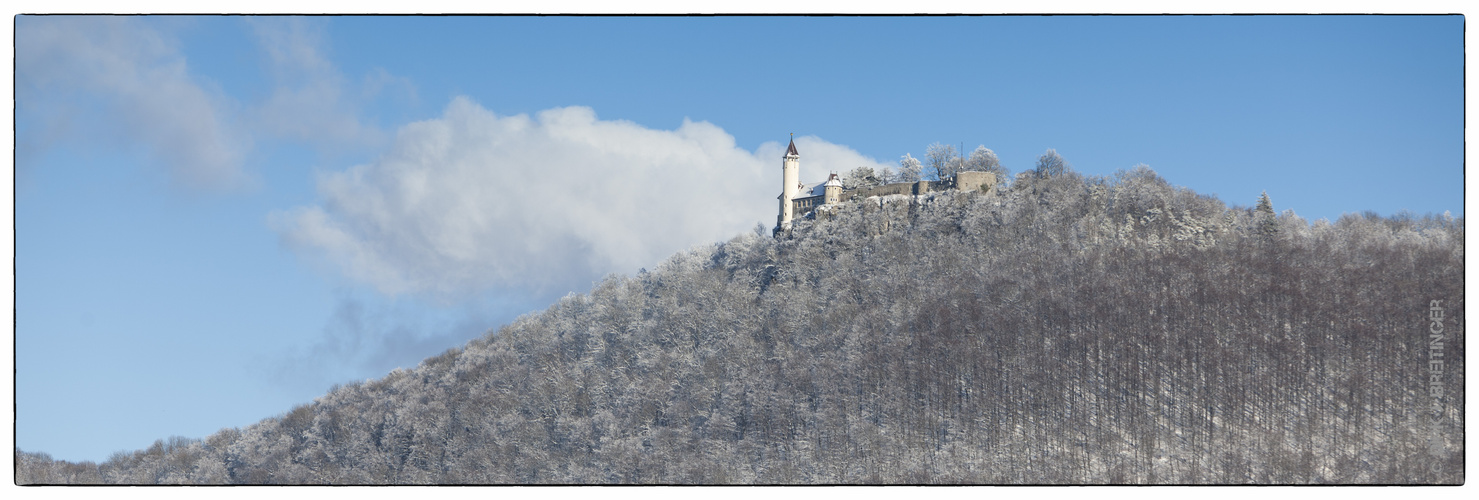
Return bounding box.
[1255,190,1274,215]
[897,153,924,183]
[841,166,881,190]
[1255,190,1278,236]
[875,166,897,185]
[1033,148,1069,178]
[924,142,959,181]
[964,145,1007,186]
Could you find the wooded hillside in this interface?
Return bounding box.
[17,166,1464,484]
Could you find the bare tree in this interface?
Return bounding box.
[876,166,897,185]
[1033,148,1070,178]
[925,143,959,181]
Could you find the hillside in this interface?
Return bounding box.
[16,166,1464,484]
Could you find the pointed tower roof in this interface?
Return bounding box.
[785,136,799,157]
[824,172,842,187]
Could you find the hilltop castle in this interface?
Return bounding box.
[775,137,996,234]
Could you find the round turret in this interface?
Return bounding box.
[823,173,842,205]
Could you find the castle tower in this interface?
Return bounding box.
[823,172,842,205]
[778,136,801,229]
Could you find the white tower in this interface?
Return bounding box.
[778,136,801,229]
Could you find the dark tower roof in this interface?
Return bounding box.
[785,137,799,157]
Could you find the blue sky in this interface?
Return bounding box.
[12,15,1464,463]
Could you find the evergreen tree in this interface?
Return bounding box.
[1255,190,1278,236]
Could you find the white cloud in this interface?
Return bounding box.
[15,17,411,191]
[272,97,892,300]
[247,17,393,152]
[16,16,249,190]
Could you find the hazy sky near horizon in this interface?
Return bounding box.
[14,15,1463,462]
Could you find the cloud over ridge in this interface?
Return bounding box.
[273,97,892,300]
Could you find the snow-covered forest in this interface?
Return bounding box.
[16,164,1464,484]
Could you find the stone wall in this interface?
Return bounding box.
[841,180,935,202]
[954,171,996,193]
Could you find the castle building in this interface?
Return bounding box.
[776,137,997,234]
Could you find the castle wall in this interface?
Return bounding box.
[789,172,997,225]
[841,180,936,202]
[841,182,904,202]
[954,171,996,193]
